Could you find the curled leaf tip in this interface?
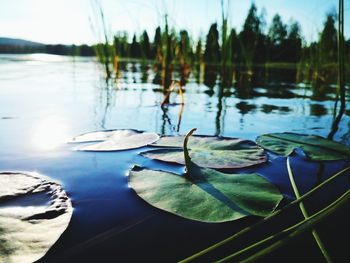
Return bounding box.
[183,128,197,177]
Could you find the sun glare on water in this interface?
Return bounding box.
[32,116,69,151]
[28,53,67,62]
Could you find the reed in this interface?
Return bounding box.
[328,0,345,139]
[89,0,117,79]
[220,0,232,85]
[161,14,173,90]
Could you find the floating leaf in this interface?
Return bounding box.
[129,166,282,222]
[0,172,72,263]
[129,129,282,223]
[143,135,267,168]
[256,133,350,161]
[70,129,159,151]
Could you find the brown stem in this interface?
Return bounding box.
[179,84,184,105]
[160,80,185,106]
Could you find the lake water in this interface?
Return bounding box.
[0,54,349,262]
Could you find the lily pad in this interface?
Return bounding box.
[129,128,282,223]
[256,133,350,161]
[143,135,267,168]
[70,129,159,151]
[0,172,72,263]
[129,166,282,223]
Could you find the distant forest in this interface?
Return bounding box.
[1,4,349,67]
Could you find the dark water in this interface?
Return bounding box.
[0,54,350,262]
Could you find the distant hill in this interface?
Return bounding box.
[0,37,44,46]
[0,37,95,56]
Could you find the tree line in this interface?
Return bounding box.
[1,3,348,70]
[111,4,348,68]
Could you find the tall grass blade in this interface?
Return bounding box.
[287,157,332,262]
[328,0,345,139]
[179,166,350,262]
[226,188,350,263]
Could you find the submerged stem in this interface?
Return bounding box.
[183,128,197,177]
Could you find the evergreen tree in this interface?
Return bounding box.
[114,32,129,57]
[268,14,287,46]
[140,30,151,59]
[152,27,162,60]
[319,12,337,63]
[285,21,302,62]
[130,34,141,58]
[177,30,192,66]
[204,23,220,64]
[229,28,240,64]
[239,3,264,67]
[268,14,287,61]
[195,39,203,64]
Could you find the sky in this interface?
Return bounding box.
[0,0,349,45]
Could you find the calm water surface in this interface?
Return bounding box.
[0,54,349,262]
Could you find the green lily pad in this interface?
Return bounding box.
[0,172,72,263]
[143,135,267,168]
[256,132,350,161]
[129,128,282,223]
[129,165,282,223]
[70,129,159,151]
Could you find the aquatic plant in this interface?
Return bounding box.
[179,132,350,262]
[160,80,184,106]
[129,128,282,223]
[286,157,332,262]
[220,0,234,87]
[70,129,159,151]
[89,0,117,78]
[143,133,266,169]
[0,172,72,263]
[328,0,346,139]
[161,15,175,93]
[256,132,350,161]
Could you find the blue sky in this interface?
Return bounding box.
[0,0,348,45]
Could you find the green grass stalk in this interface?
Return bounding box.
[226,187,350,263]
[328,0,345,139]
[179,166,350,262]
[286,158,332,262]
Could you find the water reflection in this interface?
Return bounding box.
[310,104,328,116]
[94,77,117,129]
[1,54,346,149]
[260,104,291,114]
[27,53,67,62]
[3,54,349,262]
[236,101,257,115]
[88,60,349,141]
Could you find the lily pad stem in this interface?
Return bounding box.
[183,128,197,178]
